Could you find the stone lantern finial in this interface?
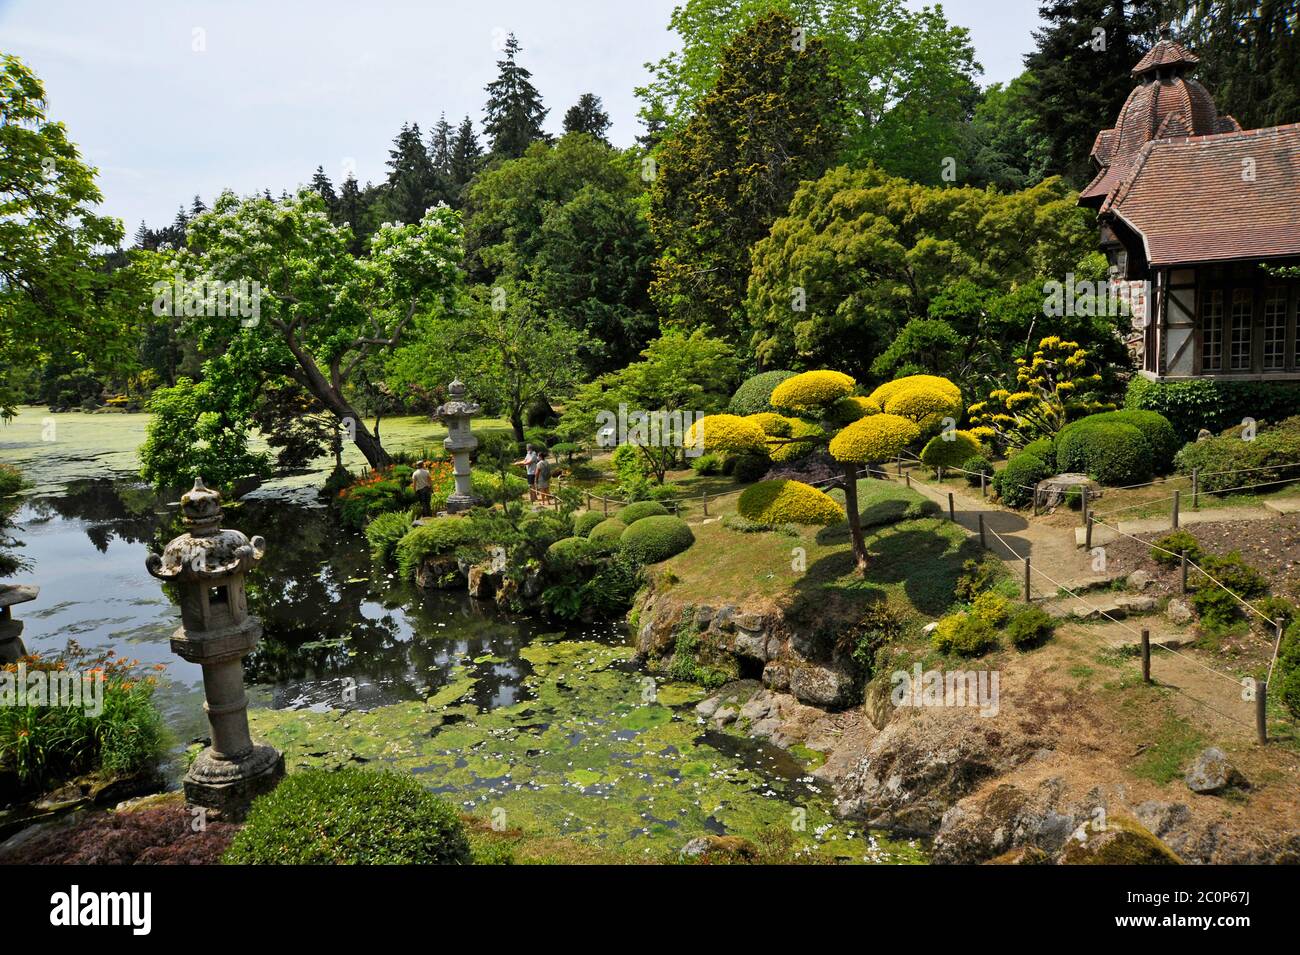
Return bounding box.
[146,481,282,819]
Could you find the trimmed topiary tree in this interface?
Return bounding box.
[616,500,670,525]
[1055,420,1153,486]
[619,515,695,563]
[728,370,797,415]
[994,451,1049,508]
[589,518,628,543]
[223,767,471,864]
[573,511,605,538]
[769,370,856,417]
[738,479,845,526]
[919,430,983,473]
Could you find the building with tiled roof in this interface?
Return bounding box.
[1080,25,1300,380]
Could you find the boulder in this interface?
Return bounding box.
[1126,569,1153,591]
[862,673,895,731]
[762,661,792,692]
[1059,815,1182,865]
[1166,598,1194,625]
[679,834,758,862]
[789,662,855,709]
[1184,747,1247,795]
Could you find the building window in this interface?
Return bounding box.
[1264,287,1287,371]
[1229,288,1253,371]
[1201,289,1224,372]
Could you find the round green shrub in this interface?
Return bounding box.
[1278,619,1300,718]
[223,768,471,864]
[732,453,770,484]
[1055,421,1153,486]
[728,370,797,416]
[1189,551,1268,629]
[920,430,983,471]
[1006,606,1055,648]
[617,500,670,525]
[1084,410,1178,473]
[1021,437,1055,471]
[619,515,695,564]
[588,518,628,543]
[931,612,997,657]
[546,536,596,562]
[994,452,1049,508]
[961,455,994,486]
[572,511,605,538]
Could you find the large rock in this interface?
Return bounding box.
[789,662,855,709]
[1184,747,1247,795]
[1166,598,1194,625]
[1059,815,1182,865]
[835,710,1033,834]
[932,777,1079,864]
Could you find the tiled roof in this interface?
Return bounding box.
[1103,124,1300,265]
[1132,38,1199,76]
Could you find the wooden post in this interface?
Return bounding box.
[1141,628,1151,683]
[702,492,709,517]
[672,501,680,517]
[1079,484,1088,525]
[980,472,987,498]
[1032,487,1039,517]
[1172,490,1180,529]
[585,491,591,510]
[937,465,944,483]
[1256,680,1268,745]
[1180,552,1188,595]
[897,456,902,476]
[1023,557,1031,601]
[1192,467,1200,509]
[602,496,608,516]
[978,513,986,549]
[905,473,911,489]
[948,492,955,522]
[1085,516,1094,550]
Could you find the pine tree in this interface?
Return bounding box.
[336,173,369,254]
[382,122,436,224]
[310,165,338,216]
[132,220,154,250]
[189,195,207,217]
[427,113,455,206]
[1024,0,1162,186]
[448,115,484,205]
[562,93,611,141]
[482,33,549,159]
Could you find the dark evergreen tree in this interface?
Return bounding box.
[1173,0,1300,130]
[336,173,370,254]
[1023,0,1161,186]
[189,194,207,217]
[482,34,549,159]
[428,113,455,205]
[309,165,338,216]
[382,122,436,224]
[562,93,611,141]
[448,115,484,205]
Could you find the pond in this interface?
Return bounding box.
[1,408,923,862]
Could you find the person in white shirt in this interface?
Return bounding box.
[514,444,540,502]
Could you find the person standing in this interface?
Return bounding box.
[514,443,540,502]
[533,448,552,505]
[412,460,433,516]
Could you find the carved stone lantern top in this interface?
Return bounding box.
[435,378,481,421]
[146,478,265,584]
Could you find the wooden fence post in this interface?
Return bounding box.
[897,456,903,476]
[980,472,987,498]
[1079,484,1088,525]
[948,492,955,522]
[1085,515,1094,550]
[1256,680,1268,745]
[1141,628,1151,683]
[585,492,591,511]
[1192,467,1200,509]
[1023,557,1031,601]
[602,496,608,516]
[1180,552,1188,595]
[978,513,986,549]
[702,492,709,517]
[905,473,911,489]
[1172,490,1181,529]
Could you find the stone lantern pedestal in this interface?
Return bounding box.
[435,379,482,513]
[146,479,283,820]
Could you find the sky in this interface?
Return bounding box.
[0,0,1044,234]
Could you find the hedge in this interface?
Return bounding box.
[1055,420,1153,486]
[223,768,470,865]
[994,451,1049,508]
[1063,410,1178,473]
[737,479,844,526]
[619,515,695,564]
[1174,417,1300,492]
[588,518,628,543]
[616,500,670,525]
[572,511,605,538]
[1126,376,1300,440]
[728,370,796,416]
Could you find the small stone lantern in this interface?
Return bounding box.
[146,478,283,818]
[434,378,482,513]
[0,583,38,664]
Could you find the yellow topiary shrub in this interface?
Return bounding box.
[685,414,769,456]
[919,430,983,470]
[769,370,857,416]
[745,412,793,437]
[828,413,921,463]
[869,376,963,433]
[737,479,844,526]
[868,374,961,409]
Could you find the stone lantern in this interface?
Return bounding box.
[146,478,283,818]
[0,583,38,664]
[434,378,481,513]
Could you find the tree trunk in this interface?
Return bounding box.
[282,335,391,471]
[843,462,868,574]
[510,411,526,444]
